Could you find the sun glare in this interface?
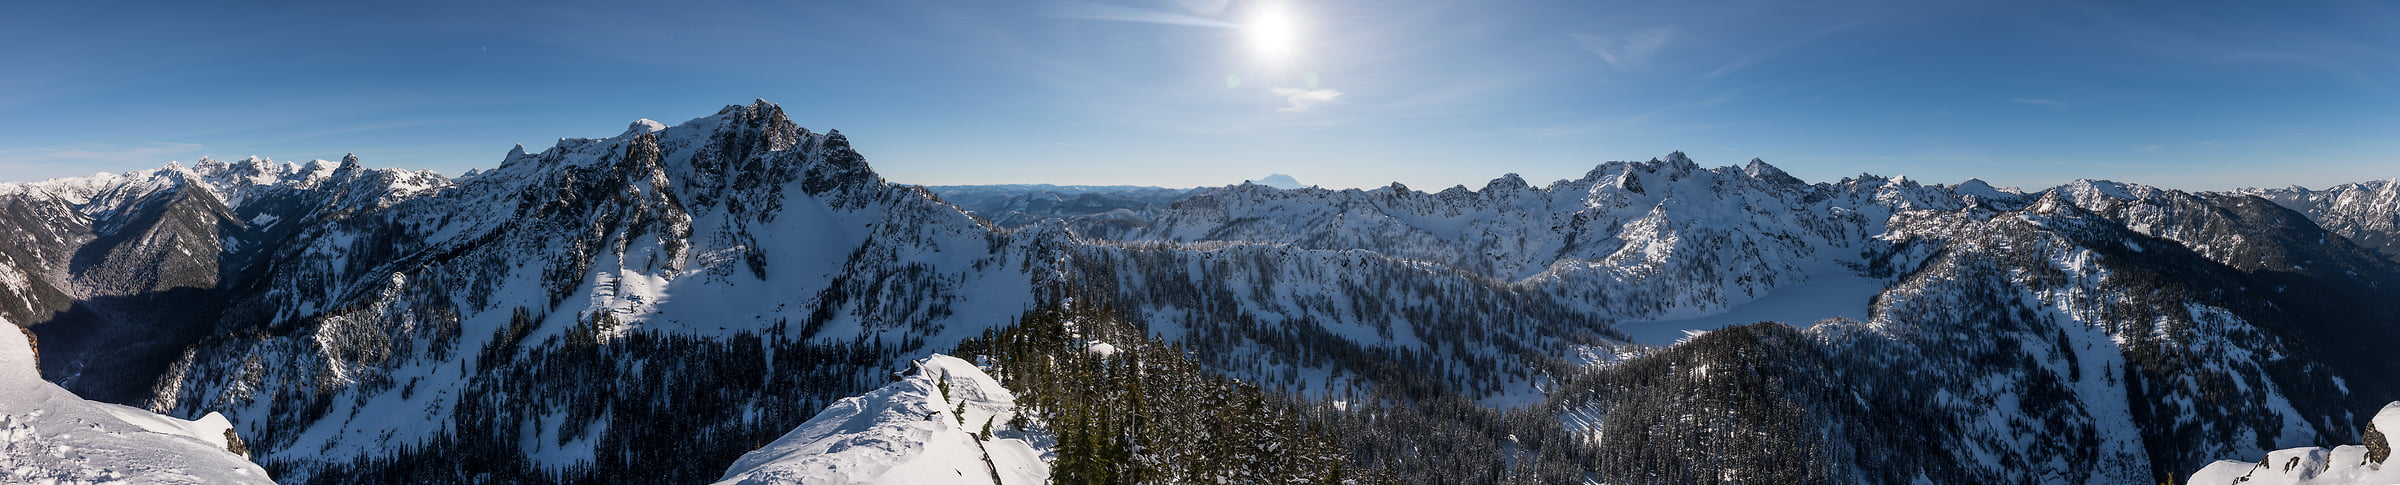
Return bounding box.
[1247,6,1299,63]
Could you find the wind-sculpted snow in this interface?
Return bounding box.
[714,354,1050,485]
[2189,402,2400,485]
[0,318,272,484]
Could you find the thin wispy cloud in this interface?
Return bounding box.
[2082,6,2400,86]
[1272,88,1343,112]
[0,142,205,165]
[0,142,206,181]
[2011,98,2067,107]
[1047,1,1240,29]
[1708,18,1873,79]
[1573,26,1682,70]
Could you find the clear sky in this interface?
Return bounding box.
[3,0,2395,191]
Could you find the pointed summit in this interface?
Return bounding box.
[1743,158,1804,186]
[2026,189,2089,216]
[1483,173,1528,192]
[621,119,668,138]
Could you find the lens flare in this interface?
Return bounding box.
[1247,6,1299,63]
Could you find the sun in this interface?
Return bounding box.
[1246,6,1300,64]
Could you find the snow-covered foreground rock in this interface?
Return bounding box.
[2189,402,2400,485]
[715,354,1049,485]
[0,317,271,484]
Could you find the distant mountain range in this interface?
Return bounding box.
[2,100,2396,483]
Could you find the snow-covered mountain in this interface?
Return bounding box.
[2,317,272,484]
[2235,180,2400,261]
[132,101,1050,483]
[1084,155,1913,321]
[1,99,2394,483]
[1037,155,2397,481]
[0,154,444,404]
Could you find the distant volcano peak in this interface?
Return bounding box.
[1250,173,1305,189]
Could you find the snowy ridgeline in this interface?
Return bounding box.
[2190,402,2400,485]
[0,317,271,485]
[714,354,1051,485]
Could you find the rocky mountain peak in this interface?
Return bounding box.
[2025,189,2087,216]
[621,119,668,139]
[1744,158,1804,186]
[1484,173,1529,192]
[1663,150,1695,167]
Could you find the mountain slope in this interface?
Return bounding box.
[927,184,1196,230]
[2237,180,2400,261]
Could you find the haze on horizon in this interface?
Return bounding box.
[2,0,2395,192]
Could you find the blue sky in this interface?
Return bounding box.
[3,0,2395,191]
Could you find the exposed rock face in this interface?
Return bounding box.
[223,428,250,458]
[2368,419,2391,466]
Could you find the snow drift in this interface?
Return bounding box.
[714,354,1049,485]
[1,317,272,484]
[2189,402,2400,485]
